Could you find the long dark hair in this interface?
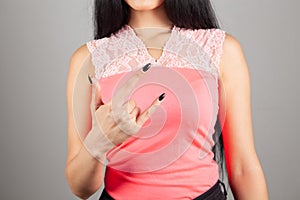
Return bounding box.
[92,0,227,183]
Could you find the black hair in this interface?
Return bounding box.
[93,0,221,39]
[92,0,228,184]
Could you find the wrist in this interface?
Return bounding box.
[83,127,115,164]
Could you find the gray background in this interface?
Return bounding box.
[0,0,299,199]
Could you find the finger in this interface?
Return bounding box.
[136,93,166,126]
[88,74,104,110]
[126,99,136,113]
[130,106,140,119]
[89,76,96,116]
[108,63,152,106]
[94,81,104,110]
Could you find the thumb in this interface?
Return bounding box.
[94,81,104,110]
[88,74,104,110]
[136,93,166,126]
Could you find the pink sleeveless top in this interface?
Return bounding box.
[87,24,226,199]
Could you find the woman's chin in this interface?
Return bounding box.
[125,0,165,11]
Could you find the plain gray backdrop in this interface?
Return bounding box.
[0,0,299,199]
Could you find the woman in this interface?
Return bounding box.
[66,0,269,199]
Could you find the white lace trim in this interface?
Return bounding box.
[86,25,226,80]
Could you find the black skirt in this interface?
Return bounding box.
[99,179,228,200]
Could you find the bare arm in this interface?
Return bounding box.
[65,45,163,199]
[65,44,105,199]
[218,33,269,200]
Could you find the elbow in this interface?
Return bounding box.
[227,152,266,183]
[228,159,265,183]
[65,167,99,200]
[227,162,269,199]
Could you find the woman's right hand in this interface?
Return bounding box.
[84,63,166,163]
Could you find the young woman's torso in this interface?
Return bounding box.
[86,24,226,199]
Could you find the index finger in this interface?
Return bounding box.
[109,62,152,105]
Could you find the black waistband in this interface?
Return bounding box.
[193,179,227,200]
[99,179,227,200]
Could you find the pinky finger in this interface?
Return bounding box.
[88,74,96,113]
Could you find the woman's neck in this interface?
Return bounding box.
[128,3,173,29]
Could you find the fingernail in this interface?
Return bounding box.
[88,74,93,84]
[158,93,166,101]
[142,63,151,73]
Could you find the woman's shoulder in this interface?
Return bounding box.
[67,43,92,83]
[69,44,90,69]
[86,35,113,55]
[219,31,247,78]
[186,27,227,38]
[222,32,242,52]
[86,39,100,54]
[183,27,227,52]
[184,27,241,77]
[69,36,111,68]
[220,31,244,64]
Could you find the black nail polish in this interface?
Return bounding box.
[142,63,152,72]
[158,93,166,101]
[88,74,93,84]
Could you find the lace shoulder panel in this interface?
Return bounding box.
[193,28,226,78]
[85,26,144,79]
[86,37,111,79]
[86,40,97,54]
